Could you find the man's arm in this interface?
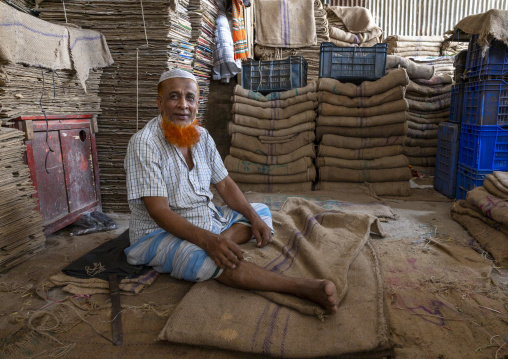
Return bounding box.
[143,196,244,270]
[214,175,272,247]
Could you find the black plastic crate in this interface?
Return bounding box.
[449,83,465,124]
[434,122,461,198]
[241,56,308,94]
[318,42,387,83]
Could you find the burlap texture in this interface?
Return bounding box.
[319,166,412,182]
[451,200,508,236]
[412,75,454,86]
[404,136,438,147]
[408,121,439,131]
[228,121,315,137]
[230,143,316,165]
[231,92,318,108]
[316,154,409,170]
[385,35,445,42]
[407,128,438,139]
[467,186,508,227]
[319,99,408,117]
[392,45,441,53]
[316,180,411,196]
[386,40,442,48]
[407,112,448,125]
[405,93,452,104]
[225,155,313,176]
[406,155,436,166]
[484,173,508,200]
[328,25,382,45]
[385,55,434,80]
[316,111,407,128]
[318,144,402,160]
[231,131,315,156]
[318,68,409,97]
[392,50,441,57]
[232,101,317,120]
[160,198,390,357]
[454,9,508,47]
[328,37,379,47]
[316,122,408,140]
[230,167,316,184]
[321,133,405,148]
[407,81,453,96]
[236,181,313,192]
[319,86,405,107]
[326,6,380,32]
[402,146,437,157]
[494,171,508,187]
[233,81,318,101]
[233,110,316,130]
[254,0,317,47]
[258,133,300,144]
[407,98,451,112]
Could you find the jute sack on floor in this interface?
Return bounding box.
[319,166,412,182]
[230,143,316,165]
[319,99,408,117]
[408,121,439,131]
[316,122,408,140]
[406,155,436,166]
[224,155,313,175]
[404,136,438,147]
[407,98,451,112]
[316,154,409,170]
[402,146,437,157]
[232,101,317,120]
[233,81,318,102]
[319,86,405,108]
[316,180,411,196]
[230,167,316,184]
[407,127,439,139]
[451,200,508,235]
[231,131,315,156]
[228,121,315,137]
[231,92,318,108]
[160,198,391,358]
[451,201,508,267]
[321,133,405,148]
[467,186,508,227]
[385,55,434,80]
[318,144,403,160]
[318,68,409,97]
[317,111,407,128]
[236,181,313,192]
[494,171,508,187]
[233,110,316,130]
[483,177,508,201]
[407,81,453,96]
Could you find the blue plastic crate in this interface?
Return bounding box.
[241,56,308,94]
[462,79,508,126]
[434,122,461,198]
[456,164,492,200]
[465,34,508,78]
[449,83,465,124]
[318,42,387,83]
[458,124,508,171]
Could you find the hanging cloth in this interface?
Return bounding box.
[232,0,249,60]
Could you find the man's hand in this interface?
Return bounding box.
[204,234,244,270]
[251,217,272,248]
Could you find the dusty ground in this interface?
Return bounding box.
[1,188,508,358]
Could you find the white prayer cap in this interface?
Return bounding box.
[158,68,197,84]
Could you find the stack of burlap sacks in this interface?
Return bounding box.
[384,35,444,57]
[325,6,382,47]
[225,82,318,192]
[314,68,412,196]
[451,171,508,267]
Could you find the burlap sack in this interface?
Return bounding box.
[454,9,508,47]
[326,6,380,33]
[318,68,409,97]
[230,143,315,165]
[233,81,318,102]
[411,165,435,176]
[328,25,382,44]
[407,112,448,125]
[405,92,451,103]
[408,121,439,131]
[494,171,508,187]
[232,101,317,120]
[385,55,434,80]
[255,0,317,47]
[316,122,408,140]
[319,86,405,108]
[319,99,408,117]
[236,181,313,192]
[319,166,412,182]
[225,155,313,175]
[316,180,411,196]
[318,144,403,160]
[316,111,407,127]
[406,155,436,166]
[228,121,315,137]
[393,50,441,57]
[328,36,380,47]
[231,92,318,109]
[231,131,315,156]
[404,136,438,147]
[386,34,445,42]
[408,109,450,118]
[466,186,508,226]
[316,154,409,170]
[451,200,508,236]
[412,75,454,86]
[402,146,437,157]
[407,128,439,139]
[230,167,316,184]
[484,174,508,199]
[407,98,451,112]
[407,81,453,96]
[233,110,316,130]
[321,133,405,149]
[258,133,299,144]
[392,45,441,53]
[387,41,442,48]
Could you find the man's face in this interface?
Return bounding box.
[156,78,199,126]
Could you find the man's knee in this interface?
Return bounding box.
[172,249,222,282]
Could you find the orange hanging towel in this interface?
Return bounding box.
[232,0,249,60]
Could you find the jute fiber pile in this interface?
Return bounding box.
[226,82,318,192]
[325,5,382,47]
[0,127,45,272]
[314,68,412,196]
[159,197,392,357]
[451,171,508,266]
[254,0,329,82]
[384,35,445,58]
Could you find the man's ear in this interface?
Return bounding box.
[156,95,162,113]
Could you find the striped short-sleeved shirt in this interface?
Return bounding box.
[124,115,229,244]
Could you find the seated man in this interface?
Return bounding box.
[124,69,337,314]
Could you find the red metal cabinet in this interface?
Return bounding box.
[11,115,101,235]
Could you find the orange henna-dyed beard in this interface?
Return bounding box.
[160,116,201,148]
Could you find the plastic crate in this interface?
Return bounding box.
[465,34,508,78]
[434,122,461,198]
[462,79,508,126]
[458,124,508,171]
[456,164,492,200]
[318,42,387,83]
[449,83,465,123]
[241,56,308,94]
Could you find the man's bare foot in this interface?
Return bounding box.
[299,279,338,314]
